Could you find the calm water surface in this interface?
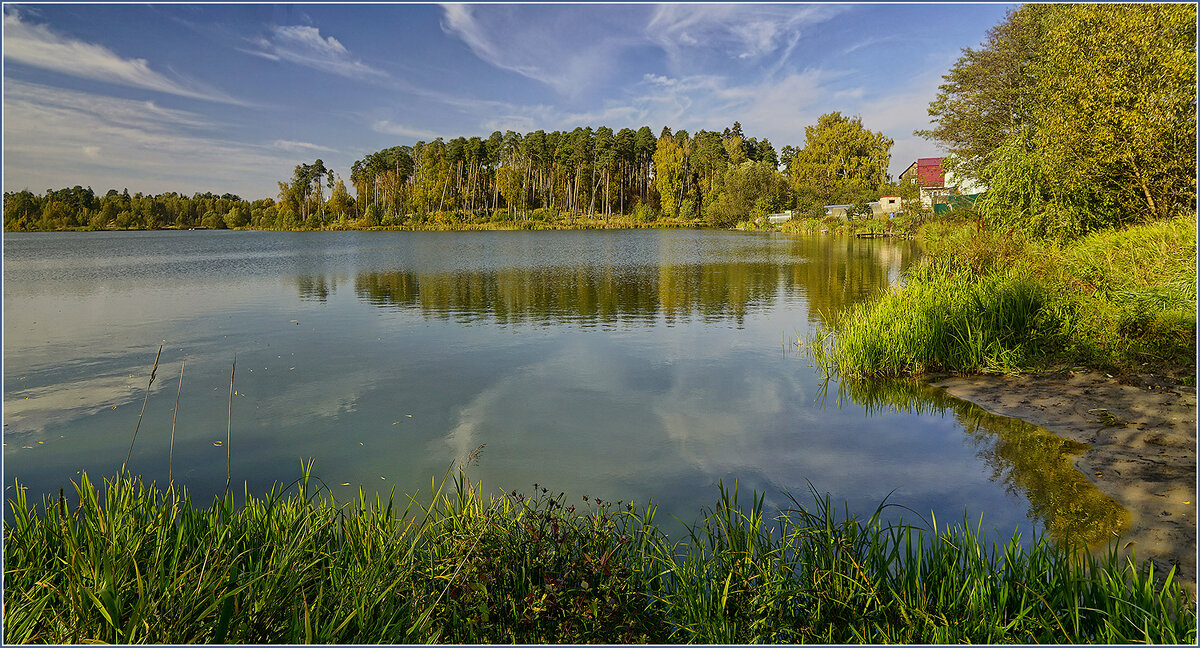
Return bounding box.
[3,230,1123,542]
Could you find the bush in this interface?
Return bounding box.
[631,202,656,223]
[362,203,381,227]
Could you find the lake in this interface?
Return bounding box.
[2,229,1124,543]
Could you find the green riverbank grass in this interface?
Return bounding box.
[5,465,1194,643]
[810,214,1197,379]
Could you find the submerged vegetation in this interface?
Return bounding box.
[4,464,1194,644]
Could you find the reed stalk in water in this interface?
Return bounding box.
[168,360,184,484]
[226,355,235,492]
[123,343,162,469]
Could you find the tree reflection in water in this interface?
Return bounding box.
[828,376,1129,548]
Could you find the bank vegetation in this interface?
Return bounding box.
[4,464,1193,644]
[811,3,1196,381]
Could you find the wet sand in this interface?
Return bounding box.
[931,371,1197,590]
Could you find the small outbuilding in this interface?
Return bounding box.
[824,204,852,220]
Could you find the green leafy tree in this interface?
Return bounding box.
[787,112,893,206]
[926,4,1195,238]
[917,6,1048,182]
[1032,3,1196,223]
[223,206,249,229]
[362,202,382,227]
[326,178,354,221]
[706,160,790,228]
[653,127,684,219]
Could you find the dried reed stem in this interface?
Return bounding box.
[226,355,236,492]
[169,359,185,484]
[123,343,162,470]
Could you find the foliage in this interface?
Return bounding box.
[705,161,790,228]
[924,4,1197,239]
[3,188,271,232]
[1031,3,1197,223]
[786,112,893,207]
[653,128,685,219]
[5,468,1193,644]
[811,215,1197,378]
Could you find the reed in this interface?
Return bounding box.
[168,360,184,484]
[812,272,1052,378]
[122,343,162,469]
[4,469,1193,643]
[225,355,235,492]
[809,214,1196,379]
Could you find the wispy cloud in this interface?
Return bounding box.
[2,7,245,105]
[439,5,542,81]
[438,4,644,98]
[646,4,845,69]
[371,120,439,140]
[3,80,296,196]
[245,24,388,81]
[272,139,339,154]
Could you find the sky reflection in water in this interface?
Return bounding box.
[3,230,1124,543]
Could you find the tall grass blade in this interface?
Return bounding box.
[169,359,184,484]
[226,354,235,493]
[123,343,162,469]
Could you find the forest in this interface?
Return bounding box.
[4,113,899,232]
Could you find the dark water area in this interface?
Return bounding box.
[3,229,1124,543]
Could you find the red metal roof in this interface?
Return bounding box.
[917,157,945,187]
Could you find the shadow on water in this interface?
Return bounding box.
[825,376,1130,548]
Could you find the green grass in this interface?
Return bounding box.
[5,465,1194,643]
[810,214,1196,378]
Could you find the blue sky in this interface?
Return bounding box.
[3,3,1015,200]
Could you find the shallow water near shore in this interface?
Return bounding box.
[3,229,1125,543]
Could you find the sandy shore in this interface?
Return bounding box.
[931,371,1197,590]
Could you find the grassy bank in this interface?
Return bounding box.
[809,214,1196,379]
[5,465,1194,643]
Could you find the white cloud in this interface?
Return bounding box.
[646,4,844,68]
[2,8,244,105]
[440,4,541,81]
[245,23,388,81]
[439,4,643,98]
[3,80,297,196]
[371,120,439,140]
[272,139,339,154]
